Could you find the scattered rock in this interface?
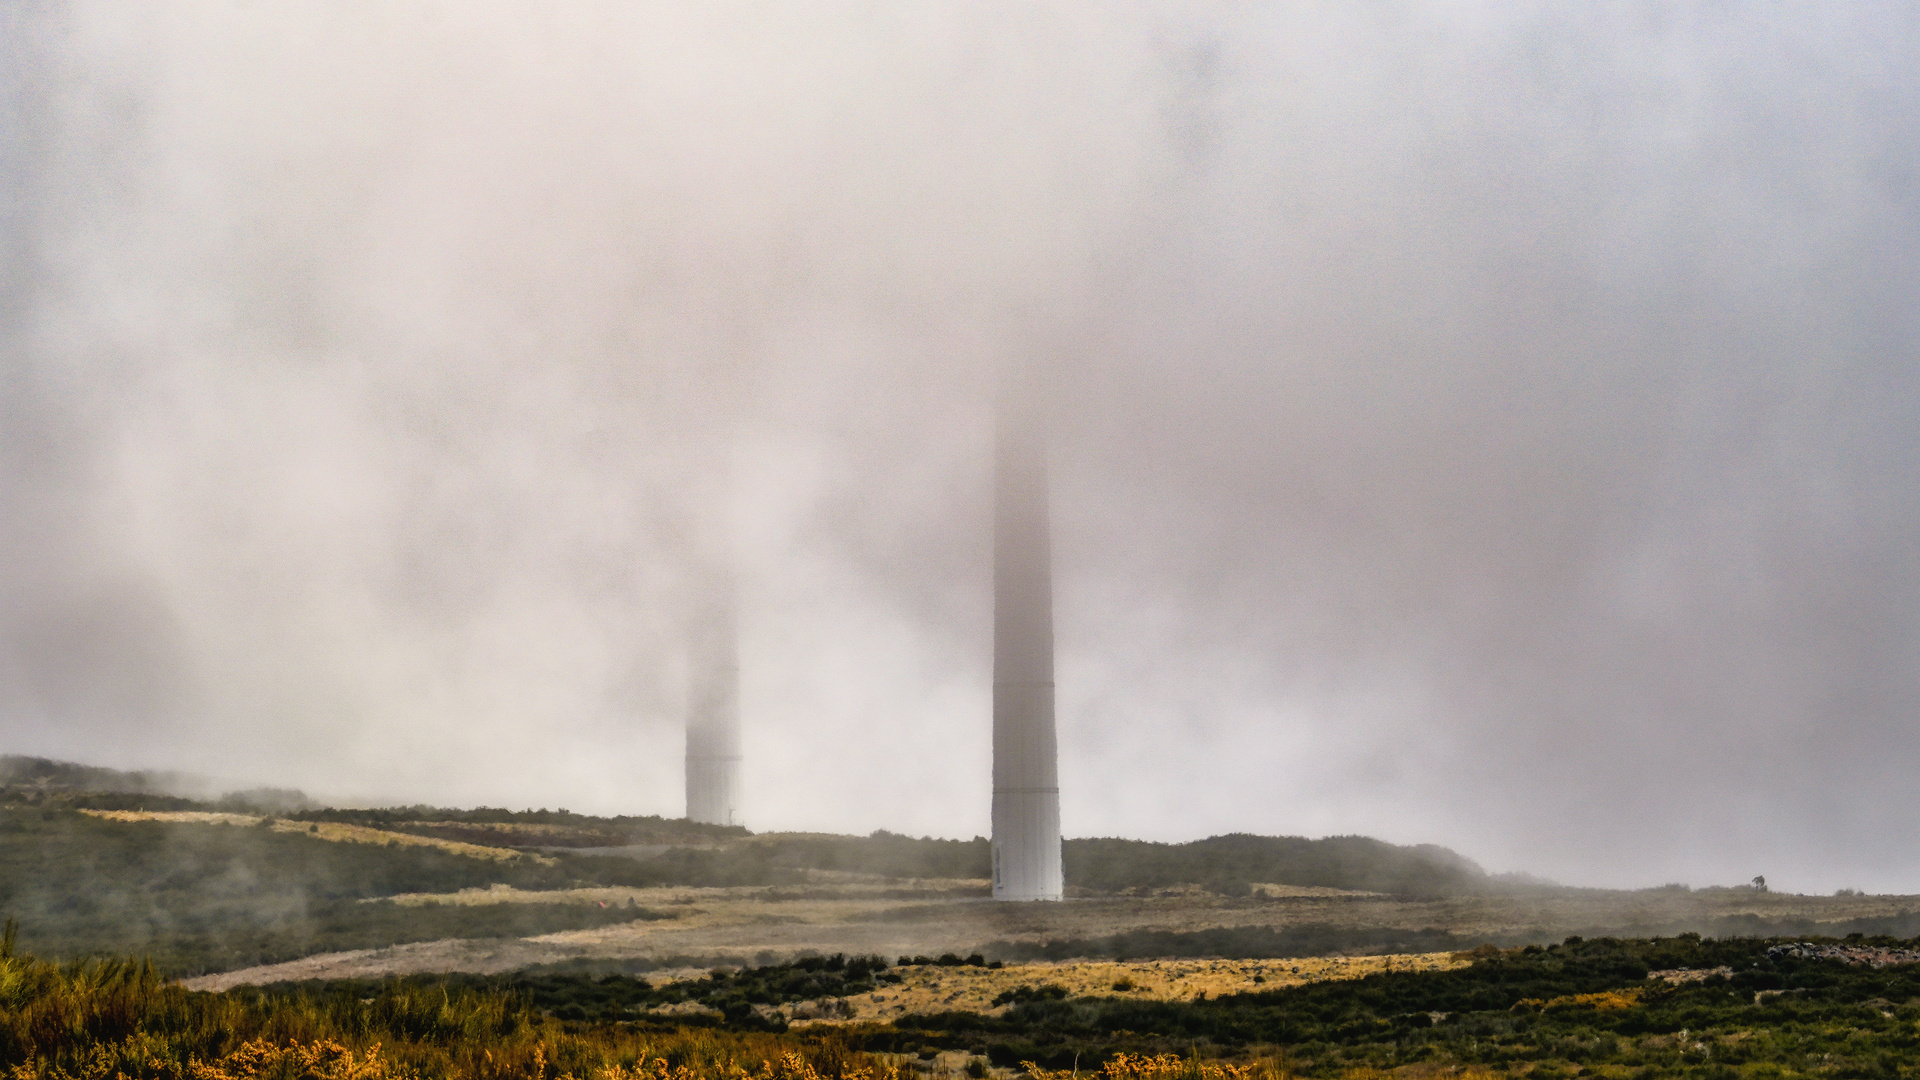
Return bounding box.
[1765,942,1920,967]
[1647,966,1732,984]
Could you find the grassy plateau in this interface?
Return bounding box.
[7,757,1920,1077]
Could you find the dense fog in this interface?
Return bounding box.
[4,2,1917,892]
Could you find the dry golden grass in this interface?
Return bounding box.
[1023,1052,1280,1080]
[405,821,722,846]
[3,941,913,1080]
[1024,1054,1229,1080]
[0,1040,914,1080]
[77,810,548,865]
[77,810,259,827]
[1511,988,1645,1013]
[775,953,1467,1024]
[1020,1050,1505,1080]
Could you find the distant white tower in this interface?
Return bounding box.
[991,409,1064,900]
[685,568,741,826]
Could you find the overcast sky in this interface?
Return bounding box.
[4,1,1918,894]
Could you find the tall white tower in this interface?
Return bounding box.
[991,409,1064,900]
[685,568,741,826]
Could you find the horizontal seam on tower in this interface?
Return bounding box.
[993,787,1059,793]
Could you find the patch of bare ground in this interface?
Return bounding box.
[182,879,1920,992]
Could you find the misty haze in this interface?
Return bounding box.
[4,0,1920,971]
[6,5,1920,1078]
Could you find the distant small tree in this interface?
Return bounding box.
[1751,875,1768,893]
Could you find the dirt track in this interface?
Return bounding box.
[181,880,1920,991]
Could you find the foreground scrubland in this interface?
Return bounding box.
[0,929,908,1080]
[9,927,1920,1078]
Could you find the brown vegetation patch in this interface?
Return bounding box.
[78,809,548,864]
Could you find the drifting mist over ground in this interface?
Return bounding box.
[3,3,1918,892]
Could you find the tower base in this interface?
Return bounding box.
[991,787,1062,901]
[686,753,741,826]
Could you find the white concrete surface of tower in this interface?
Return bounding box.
[991,410,1064,901]
[685,571,741,827]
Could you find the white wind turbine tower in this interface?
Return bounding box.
[684,564,740,826]
[991,406,1064,900]
[683,449,742,828]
